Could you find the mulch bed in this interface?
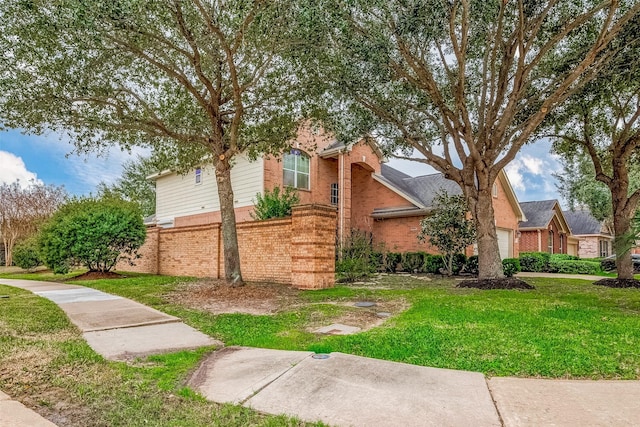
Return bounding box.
[67,271,126,281]
[593,278,640,288]
[456,278,535,290]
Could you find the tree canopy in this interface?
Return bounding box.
[298,0,640,279]
[552,14,640,279]
[0,0,310,284]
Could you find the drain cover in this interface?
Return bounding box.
[354,301,376,307]
[312,354,330,359]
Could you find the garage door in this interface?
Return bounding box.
[497,229,512,259]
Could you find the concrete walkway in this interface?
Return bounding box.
[2,277,640,426]
[516,271,605,281]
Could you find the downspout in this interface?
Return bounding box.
[537,229,542,252]
[339,152,345,249]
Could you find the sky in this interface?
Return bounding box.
[0,128,565,205]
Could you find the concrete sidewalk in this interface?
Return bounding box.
[190,346,640,427]
[3,278,640,426]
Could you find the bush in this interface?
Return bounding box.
[39,196,146,273]
[550,254,579,262]
[402,252,425,273]
[423,254,445,274]
[383,252,401,273]
[251,186,300,220]
[452,253,467,275]
[502,258,521,277]
[519,252,551,272]
[465,255,479,275]
[12,237,42,271]
[600,258,616,272]
[548,259,601,275]
[336,229,376,282]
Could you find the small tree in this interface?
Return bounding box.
[419,192,476,276]
[251,186,300,220]
[39,196,146,274]
[12,237,42,272]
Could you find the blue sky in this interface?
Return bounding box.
[0,128,565,204]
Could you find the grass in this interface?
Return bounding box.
[2,268,640,423]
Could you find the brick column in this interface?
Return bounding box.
[291,204,337,289]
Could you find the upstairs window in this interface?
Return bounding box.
[283,150,310,190]
[195,167,202,184]
[492,183,498,197]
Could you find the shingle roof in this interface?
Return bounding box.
[563,209,607,235]
[379,164,462,208]
[518,200,558,229]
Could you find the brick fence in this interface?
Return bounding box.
[119,204,337,289]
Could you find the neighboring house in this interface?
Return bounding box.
[563,209,613,258]
[149,126,524,258]
[518,200,575,254]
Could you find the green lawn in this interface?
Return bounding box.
[2,269,640,424]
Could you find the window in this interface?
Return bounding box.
[548,230,554,253]
[492,183,498,197]
[283,150,310,190]
[599,240,609,257]
[330,183,339,205]
[195,167,202,184]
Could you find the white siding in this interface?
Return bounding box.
[155,155,264,223]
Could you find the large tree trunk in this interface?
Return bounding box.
[214,159,243,286]
[469,187,504,280]
[611,202,635,280]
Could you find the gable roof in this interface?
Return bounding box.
[563,209,610,236]
[378,164,462,208]
[374,164,525,221]
[519,200,571,233]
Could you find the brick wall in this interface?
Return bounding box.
[119,204,336,289]
[520,230,541,252]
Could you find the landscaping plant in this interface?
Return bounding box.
[38,196,146,273]
[419,192,476,275]
[251,186,300,220]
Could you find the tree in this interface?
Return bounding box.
[38,196,146,274]
[0,0,306,285]
[552,19,640,280]
[97,152,177,218]
[0,181,66,266]
[299,0,640,280]
[419,192,476,276]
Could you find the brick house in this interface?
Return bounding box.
[149,126,525,259]
[518,200,575,254]
[563,209,613,258]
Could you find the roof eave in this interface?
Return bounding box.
[372,174,427,209]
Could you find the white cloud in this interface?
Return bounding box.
[521,155,544,175]
[505,159,525,191]
[0,151,42,187]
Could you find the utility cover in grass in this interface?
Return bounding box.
[314,324,362,335]
[457,278,535,290]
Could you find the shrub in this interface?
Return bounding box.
[465,255,479,275]
[502,258,521,277]
[383,252,401,273]
[452,253,467,275]
[336,229,376,282]
[12,237,42,271]
[39,196,146,274]
[519,252,550,272]
[423,254,445,274]
[402,252,425,273]
[600,258,616,272]
[251,186,300,220]
[550,254,579,262]
[548,259,601,275]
